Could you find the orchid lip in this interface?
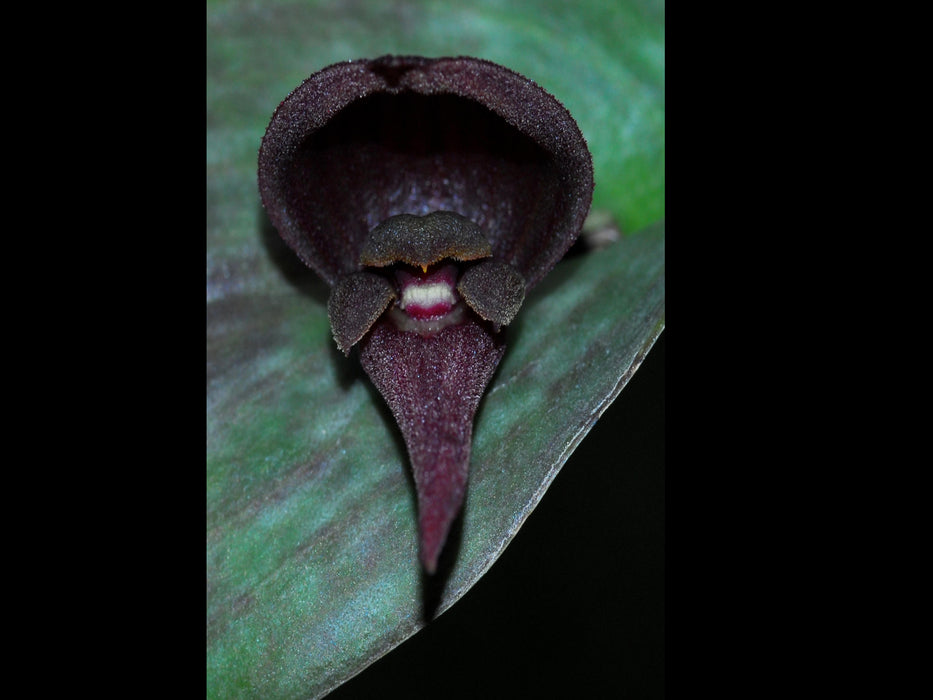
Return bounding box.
[394,263,459,320]
[387,304,466,335]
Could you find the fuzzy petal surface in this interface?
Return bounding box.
[358,317,505,572]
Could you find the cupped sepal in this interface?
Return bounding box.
[358,316,505,573]
[328,271,397,355]
[258,56,594,289]
[457,260,526,329]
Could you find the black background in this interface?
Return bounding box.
[330,331,665,698]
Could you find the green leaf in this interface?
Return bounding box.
[207,1,664,698]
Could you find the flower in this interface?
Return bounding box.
[259,55,594,573]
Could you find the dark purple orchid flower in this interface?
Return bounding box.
[258,56,594,573]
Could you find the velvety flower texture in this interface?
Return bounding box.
[258,56,594,573]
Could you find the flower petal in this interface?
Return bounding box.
[457,260,526,328]
[358,317,505,573]
[360,211,492,268]
[328,271,397,355]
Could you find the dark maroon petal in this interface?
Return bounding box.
[327,271,397,355]
[258,55,594,289]
[457,260,526,328]
[360,211,492,268]
[358,317,505,573]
